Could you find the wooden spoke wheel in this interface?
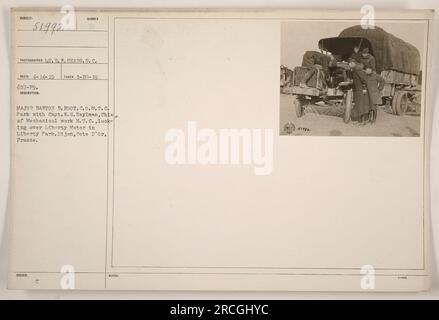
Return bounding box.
[392,91,409,116]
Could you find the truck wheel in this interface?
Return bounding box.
[392,91,408,115]
[292,95,303,118]
[343,89,353,123]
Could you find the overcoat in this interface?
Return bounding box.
[352,68,370,117]
[366,73,386,107]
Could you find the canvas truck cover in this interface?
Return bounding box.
[339,26,420,75]
[319,25,421,75]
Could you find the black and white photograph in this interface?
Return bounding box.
[280,21,426,136]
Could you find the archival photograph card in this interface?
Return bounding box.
[8,8,434,291]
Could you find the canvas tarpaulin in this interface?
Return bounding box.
[338,25,420,75]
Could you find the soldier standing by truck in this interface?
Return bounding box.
[350,45,362,63]
[365,67,386,124]
[349,61,371,126]
[360,47,376,71]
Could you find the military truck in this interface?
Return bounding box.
[284,25,421,123]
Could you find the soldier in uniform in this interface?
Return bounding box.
[350,45,363,63]
[349,61,370,126]
[364,67,386,124]
[360,47,376,71]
